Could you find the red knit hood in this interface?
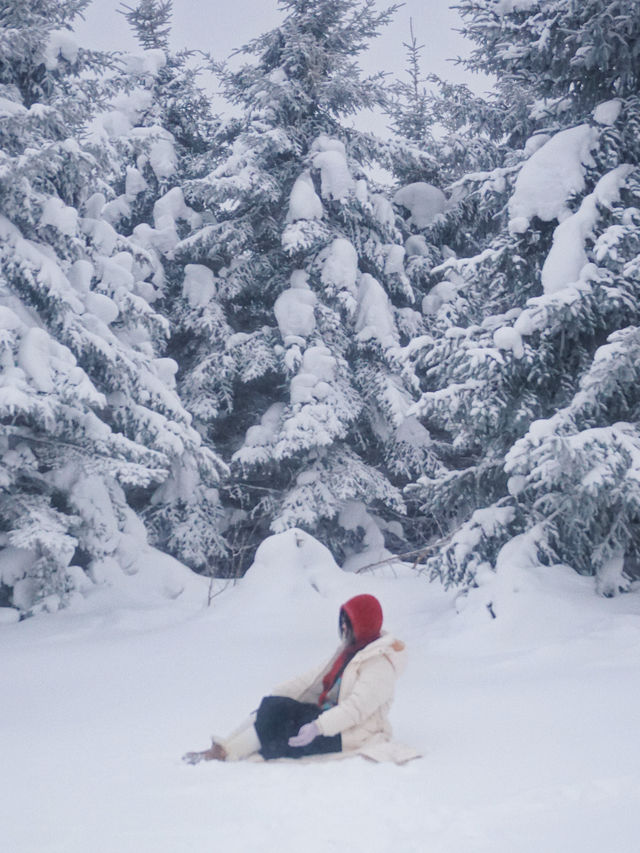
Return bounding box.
[317,594,384,708]
[340,594,383,646]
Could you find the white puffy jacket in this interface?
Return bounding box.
[273,632,419,763]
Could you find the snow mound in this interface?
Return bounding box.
[453,527,635,650]
[243,529,346,599]
[0,546,37,592]
[463,557,601,639]
[222,530,364,639]
[0,607,19,625]
[1,528,640,853]
[84,545,209,611]
[210,532,415,649]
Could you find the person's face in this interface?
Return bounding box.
[339,610,354,644]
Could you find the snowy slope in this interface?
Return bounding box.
[1,530,640,853]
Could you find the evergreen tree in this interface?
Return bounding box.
[94,0,230,572]
[387,20,434,153]
[406,0,640,595]
[0,0,224,613]
[172,0,441,573]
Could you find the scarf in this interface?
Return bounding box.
[317,639,370,708]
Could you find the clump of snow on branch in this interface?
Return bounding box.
[593,99,622,126]
[320,238,359,312]
[372,194,396,229]
[508,125,600,233]
[183,265,216,308]
[43,30,79,70]
[151,187,201,253]
[154,188,201,232]
[541,165,634,294]
[133,126,178,181]
[338,501,392,572]
[494,0,538,14]
[234,403,286,466]
[121,49,167,78]
[356,274,399,350]
[394,182,446,229]
[90,89,154,140]
[385,244,406,276]
[493,325,525,358]
[289,345,337,408]
[40,197,78,235]
[274,270,317,346]
[422,279,460,316]
[311,136,354,201]
[287,171,324,222]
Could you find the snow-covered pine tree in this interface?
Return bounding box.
[383,18,454,322]
[387,20,435,159]
[405,0,640,594]
[0,0,225,614]
[92,0,229,572]
[172,0,440,573]
[383,19,513,565]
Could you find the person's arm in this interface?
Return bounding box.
[270,657,331,701]
[313,655,396,738]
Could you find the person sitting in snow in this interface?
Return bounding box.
[183,593,418,764]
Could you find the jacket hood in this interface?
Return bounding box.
[341,594,383,646]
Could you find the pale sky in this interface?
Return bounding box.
[76,0,484,92]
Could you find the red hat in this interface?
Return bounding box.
[340,594,383,645]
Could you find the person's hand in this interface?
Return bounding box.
[288,721,320,748]
[182,750,206,764]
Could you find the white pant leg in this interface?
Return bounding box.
[222,722,261,761]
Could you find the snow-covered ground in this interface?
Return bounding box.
[2,529,640,853]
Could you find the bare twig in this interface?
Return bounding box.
[354,532,453,574]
